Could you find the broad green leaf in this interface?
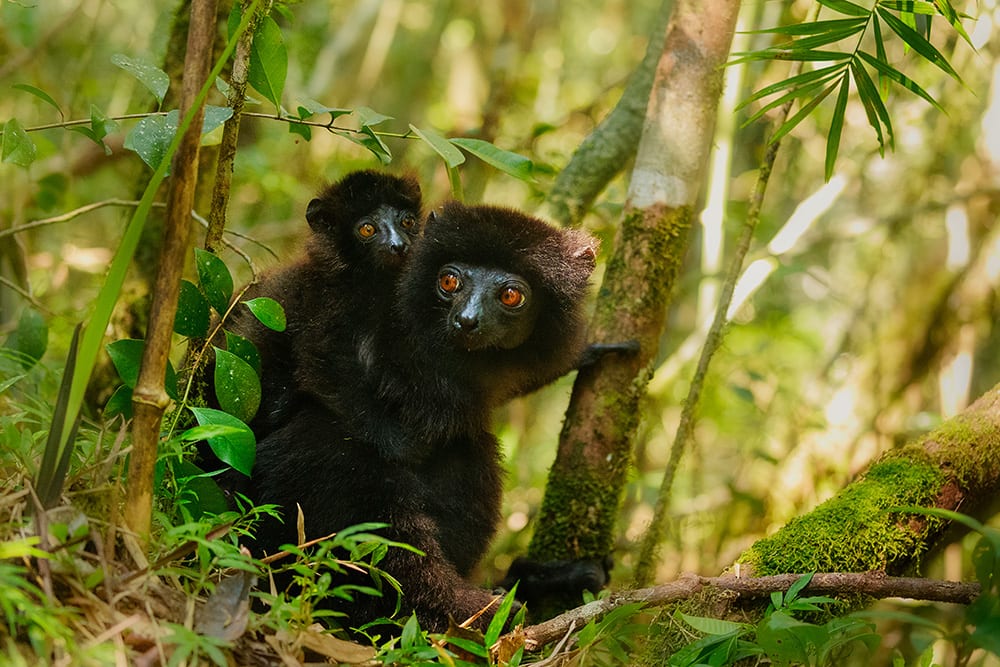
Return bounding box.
[409,124,465,168]
[296,99,351,123]
[174,280,211,337]
[826,76,850,180]
[243,296,286,331]
[68,104,118,155]
[189,406,256,476]
[213,347,261,423]
[103,384,133,419]
[679,613,747,636]
[223,331,261,375]
[111,54,170,104]
[356,106,393,128]
[12,84,63,117]
[105,339,179,398]
[288,122,311,141]
[106,339,145,388]
[3,308,47,369]
[2,119,36,167]
[125,106,235,171]
[195,248,234,314]
[248,15,287,111]
[817,0,871,16]
[340,126,392,164]
[876,7,964,84]
[172,459,231,518]
[450,137,535,181]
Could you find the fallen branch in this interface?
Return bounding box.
[520,572,981,651]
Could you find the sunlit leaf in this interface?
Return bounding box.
[189,407,256,476]
[195,248,235,314]
[743,70,848,125]
[768,23,869,51]
[243,296,286,331]
[929,0,973,45]
[876,7,964,84]
[740,63,847,108]
[111,53,170,104]
[817,0,871,16]
[213,347,261,423]
[124,106,234,171]
[826,76,850,180]
[851,60,892,153]
[857,50,944,111]
[410,124,465,168]
[770,81,839,144]
[2,119,37,167]
[174,280,211,337]
[248,15,287,111]
[680,612,747,636]
[340,126,392,164]
[879,1,938,14]
[450,137,535,181]
[12,84,63,117]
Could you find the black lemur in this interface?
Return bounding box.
[249,201,600,632]
[223,169,423,438]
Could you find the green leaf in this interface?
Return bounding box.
[769,81,840,144]
[103,384,133,420]
[3,308,47,369]
[173,280,211,337]
[189,406,256,476]
[768,23,869,51]
[224,331,261,375]
[485,586,519,646]
[409,124,465,168]
[817,0,871,16]
[195,248,235,314]
[851,59,895,153]
[111,54,170,105]
[248,15,287,111]
[243,296,286,331]
[105,339,178,398]
[172,459,232,518]
[296,99,351,123]
[857,50,944,111]
[356,106,394,128]
[339,126,392,164]
[12,84,63,117]
[929,0,973,45]
[749,17,869,35]
[68,104,118,155]
[879,1,939,14]
[450,137,535,181]
[213,347,261,423]
[875,7,964,84]
[679,613,747,636]
[826,77,850,179]
[2,119,36,167]
[124,106,235,171]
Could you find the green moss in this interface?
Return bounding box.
[916,411,1000,493]
[739,455,946,575]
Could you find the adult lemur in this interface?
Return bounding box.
[249,201,602,632]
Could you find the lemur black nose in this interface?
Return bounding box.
[454,313,479,331]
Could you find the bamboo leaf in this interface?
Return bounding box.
[746,17,869,35]
[876,7,964,84]
[826,76,850,180]
[769,24,869,51]
[818,0,872,16]
[741,63,847,109]
[248,15,287,112]
[929,0,973,45]
[878,1,939,15]
[851,60,894,153]
[857,50,944,111]
[769,82,839,144]
[743,71,847,126]
[450,137,535,181]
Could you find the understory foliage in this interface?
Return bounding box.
[1,0,999,664]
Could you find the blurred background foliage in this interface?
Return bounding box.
[2,0,999,634]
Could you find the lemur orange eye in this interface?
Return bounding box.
[439,272,461,293]
[400,215,416,229]
[500,286,525,308]
[358,222,376,238]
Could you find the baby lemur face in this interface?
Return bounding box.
[435,262,539,351]
[354,203,420,270]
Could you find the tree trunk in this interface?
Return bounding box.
[528,0,741,564]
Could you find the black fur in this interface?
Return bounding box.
[248,202,599,632]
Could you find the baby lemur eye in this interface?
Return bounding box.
[358,222,377,238]
[400,215,416,229]
[438,271,461,294]
[499,286,525,308]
